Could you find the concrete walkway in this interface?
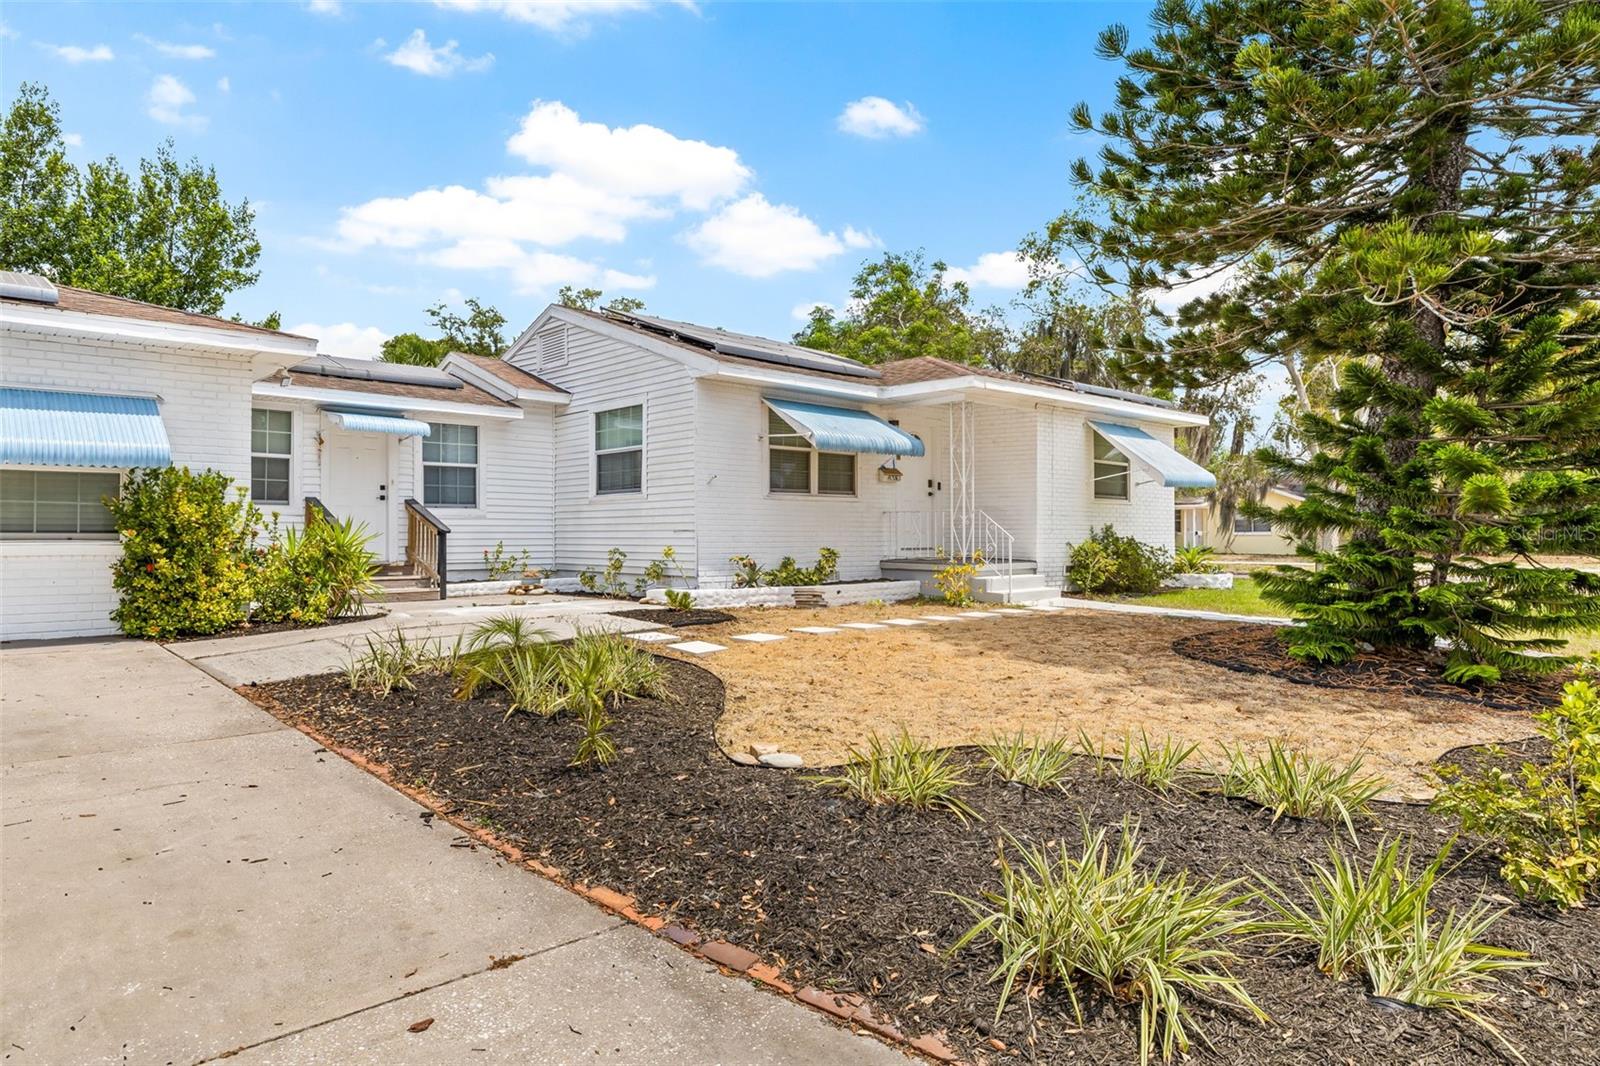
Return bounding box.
[0,631,903,1065]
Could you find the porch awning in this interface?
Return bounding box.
[763,398,924,457]
[1089,421,1215,489]
[0,387,171,468]
[324,409,432,437]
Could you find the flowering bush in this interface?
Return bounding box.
[108,466,262,638]
[253,515,379,625]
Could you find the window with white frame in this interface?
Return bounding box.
[767,408,856,496]
[423,423,478,507]
[251,409,292,504]
[594,404,643,495]
[1092,433,1130,500]
[1235,512,1274,533]
[0,469,120,537]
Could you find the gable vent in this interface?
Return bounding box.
[537,324,569,370]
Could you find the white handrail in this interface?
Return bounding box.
[976,510,1014,602]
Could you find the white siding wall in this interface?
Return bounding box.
[1035,407,1178,586]
[508,323,698,582]
[971,404,1038,562]
[1,330,266,641]
[692,381,942,586]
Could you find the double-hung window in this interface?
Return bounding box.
[1234,512,1274,533]
[423,423,478,507]
[0,469,120,537]
[595,405,643,495]
[1092,434,1130,500]
[768,409,856,496]
[251,409,292,504]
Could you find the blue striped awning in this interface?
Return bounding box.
[764,398,924,457]
[0,387,171,468]
[324,409,432,437]
[1089,421,1216,489]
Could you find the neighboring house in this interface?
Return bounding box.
[1185,483,1326,555]
[1,279,1214,640]
[501,308,1214,601]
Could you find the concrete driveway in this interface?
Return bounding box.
[0,627,904,1065]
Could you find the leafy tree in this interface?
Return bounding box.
[379,332,451,367]
[0,83,260,316]
[557,285,645,314]
[1038,0,1600,680]
[793,251,1008,365]
[379,297,504,366]
[996,291,1150,387]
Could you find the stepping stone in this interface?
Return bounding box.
[958,611,999,618]
[1027,602,1064,610]
[757,752,804,769]
[667,640,726,655]
[919,614,964,622]
[791,626,840,634]
[837,622,888,630]
[880,618,926,626]
[991,608,1033,615]
[628,631,680,643]
[731,632,786,643]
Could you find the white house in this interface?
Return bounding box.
[1,277,1214,641]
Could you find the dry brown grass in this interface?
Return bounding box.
[656,603,1537,799]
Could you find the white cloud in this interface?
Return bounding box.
[836,96,924,139]
[506,101,748,210]
[217,76,231,93]
[305,0,342,14]
[946,250,1032,289]
[135,35,216,60]
[62,132,84,147]
[1149,260,1246,312]
[432,0,694,35]
[147,75,205,129]
[685,194,865,277]
[382,29,494,77]
[0,22,18,40]
[426,241,655,294]
[289,322,391,360]
[40,43,115,63]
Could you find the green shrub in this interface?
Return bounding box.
[982,731,1072,789]
[1217,741,1387,839]
[728,547,841,587]
[108,466,263,638]
[1261,838,1533,1054]
[578,547,629,597]
[345,627,445,696]
[810,731,976,820]
[1432,662,1600,907]
[934,550,985,607]
[1173,545,1220,574]
[950,818,1267,1066]
[1079,730,1200,793]
[253,516,379,625]
[451,614,554,701]
[663,588,694,611]
[1065,526,1173,594]
[482,541,534,580]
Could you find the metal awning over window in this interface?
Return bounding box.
[1088,421,1215,489]
[0,387,171,468]
[324,408,432,438]
[763,397,924,457]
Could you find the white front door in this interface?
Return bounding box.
[325,430,391,560]
[893,446,943,556]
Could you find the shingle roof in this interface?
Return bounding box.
[1,283,312,340]
[268,368,517,409]
[451,352,568,394]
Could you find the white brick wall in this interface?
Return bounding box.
[1,329,286,641]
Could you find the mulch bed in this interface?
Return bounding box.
[160,612,385,643]
[259,661,1597,1066]
[1173,624,1569,713]
[609,607,738,628]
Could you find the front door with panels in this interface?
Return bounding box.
[892,425,941,556]
[324,430,391,560]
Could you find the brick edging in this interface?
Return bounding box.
[234,683,964,1064]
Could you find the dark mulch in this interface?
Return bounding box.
[160,612,385,643]
[609,607,738,628]
[1173,624,1569,714]
[261,663,1598,1066]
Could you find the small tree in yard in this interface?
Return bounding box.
[1034,0,1600,681]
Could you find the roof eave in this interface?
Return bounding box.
[1,301,317,363]
[880,377,1210,427]
[250,381,525,420]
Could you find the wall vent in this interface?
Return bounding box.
[537,325,569,370]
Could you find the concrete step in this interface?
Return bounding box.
[974,570,1044,593]
[379,587,443,602]
[974,576,1057,603]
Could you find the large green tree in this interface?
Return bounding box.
[793,251,1008,365]
[1036,0,1600,680]
[0,83,260,316]
[380,297,506,365]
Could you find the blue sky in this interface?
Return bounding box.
[2,1,1167,358]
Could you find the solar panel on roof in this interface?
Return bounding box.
[614,312,882,380]
[0,271,59,304]
[291,355,463,389]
